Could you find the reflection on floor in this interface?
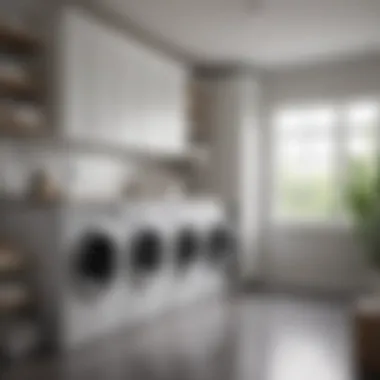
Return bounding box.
[3,294,354,380]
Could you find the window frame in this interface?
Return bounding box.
[270,98,380,226]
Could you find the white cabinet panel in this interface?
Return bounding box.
[93,24,117,144]
[143,55,188,153]
[61,9,96,140]
[145,55,167,150]
[169,67,188,151]
[135,49,151,148]
[155,63,187,152]
[61,7,188,152]
[112,33,131,146]
[121,46,143,146]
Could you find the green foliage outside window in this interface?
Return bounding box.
[345,158,380,269]
[277,172,336,220]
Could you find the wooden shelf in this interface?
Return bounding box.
[0,250,24,275]
[0,197,62,210]
[0,261,24,275]
[0,293,30,313]
[0,282,29,306]
[0,24,41,54]
[0,125,45,140]
[0,24,41,322]
[0,76,40,100]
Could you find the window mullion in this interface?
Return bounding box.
[334,103,348,220]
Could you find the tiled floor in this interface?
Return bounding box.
[3,294,355,380]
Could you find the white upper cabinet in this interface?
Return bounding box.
[61,9,96,140]
[60,7,188,153]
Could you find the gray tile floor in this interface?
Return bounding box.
[3,294,356,380]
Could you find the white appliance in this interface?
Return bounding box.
[0,204,127,350]
[170,199,234,308]
[58,205,126,348]
[0,199,235,351]
[122,202,175,324]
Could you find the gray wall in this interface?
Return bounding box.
[190,72,261,280]
[259,54,380,292]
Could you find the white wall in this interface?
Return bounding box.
[260,54,380,291]
[264,226,366,291]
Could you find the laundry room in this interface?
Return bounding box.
[0,0,250,368]
[2,0,380,379]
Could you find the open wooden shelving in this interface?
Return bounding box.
[0,24,41,349]
[0,24,41,54]
[0,252,24,274]
[0,290,31,313]
[0,244,30,316]
[0,76,40,101]
[0,25,45,169]
[0,122,45,140]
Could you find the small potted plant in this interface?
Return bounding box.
[346,158,380,290]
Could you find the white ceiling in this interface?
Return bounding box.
[98,0,380,67]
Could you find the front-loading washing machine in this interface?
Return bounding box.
[171,199,235,308]
[123,202,174,324]
[58,204,126,349]
[171,206,204,308]
[0,199,236,351]
[0,203,127,350]
[204,222,237,285]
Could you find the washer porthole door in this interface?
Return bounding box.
[72,231,117,298]
[129,229,163,285]
[175,228,200,273]
[207,226,235,265]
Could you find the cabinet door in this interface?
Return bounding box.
[113,33,133,147]
[159,62,188,152]
[61,9,96,140]
[61,8,188,152]
[108,32,126,146]
[141,55,188,153]
[135,46,152,149]
[170,65,188,151]
[92,22,115,144]
[144,53,167,151]
[120,42,141,147]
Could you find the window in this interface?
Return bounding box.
[272,101,380,223]
[346,102,379,166]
